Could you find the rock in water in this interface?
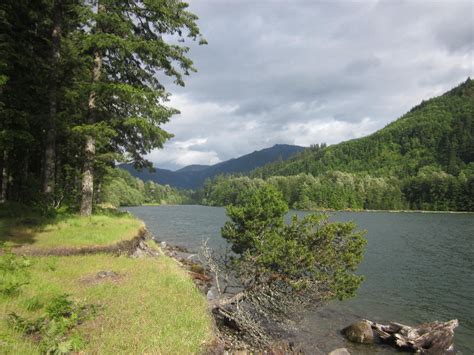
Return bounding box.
[342,320,374,344]
[329,348,351,355]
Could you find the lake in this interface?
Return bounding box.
[125,205,474,354]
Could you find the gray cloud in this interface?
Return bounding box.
[149,0,474,170]
[344,56,382,74]
[435,20,474,54]
[431,0,474,54]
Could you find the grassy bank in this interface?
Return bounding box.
[1,211,144,251]
[0,208,212,353]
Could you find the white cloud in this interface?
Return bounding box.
[173,138,208,150]
[146,137,221,170]
[284,117,381,147]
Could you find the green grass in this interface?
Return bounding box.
[0,205,213,353]
[0,213,144,250]
[0,254,212,354]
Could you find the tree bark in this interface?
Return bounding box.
[43,0,61,198]
[80,135,96,216]
[80,1,103,216]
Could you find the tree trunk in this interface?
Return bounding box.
[80,135,96,215]
[43,0,61,198]
[1,150,8,203]
[80,2,103,216]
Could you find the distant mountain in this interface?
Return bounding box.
[121,144,305,189]
[176,165,210,173]
[252,78,474,180]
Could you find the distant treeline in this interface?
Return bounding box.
[100,163,473,211]
[198,168,473,211]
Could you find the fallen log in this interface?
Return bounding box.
[364,319,459,353]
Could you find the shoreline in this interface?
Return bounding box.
[301,208,474,214]
[135,211,473,354]
[155,234,298,353]
[126,203,474,214]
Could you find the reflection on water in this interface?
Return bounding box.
[125,205,474,354]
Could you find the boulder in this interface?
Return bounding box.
[342,320,374,344]
[329,348,351,355]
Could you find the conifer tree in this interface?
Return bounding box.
[76,0,205,215]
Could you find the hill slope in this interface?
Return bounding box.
[201,79,473,211]
[122,144,305,189]
[253,78,474,179]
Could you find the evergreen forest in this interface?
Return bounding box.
[0,0,205,214]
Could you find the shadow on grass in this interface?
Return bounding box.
[0,203,51,247]
[0,212,58,248]
[0,220,37,247]
[0,202,130,249]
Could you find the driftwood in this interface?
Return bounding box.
[365,319,459,353]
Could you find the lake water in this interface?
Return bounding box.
[125,205,474,354]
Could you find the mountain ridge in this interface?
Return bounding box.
[121,144,305,189]
[176,165,210,173]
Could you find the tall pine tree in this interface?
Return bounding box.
[76,0,205,215]
[0,0,205,213]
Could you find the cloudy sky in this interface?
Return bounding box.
[148,0,473,170]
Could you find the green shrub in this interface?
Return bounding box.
[46,294,75,320]
[222,185,367,301]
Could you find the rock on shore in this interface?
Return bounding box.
[342,320,374,344]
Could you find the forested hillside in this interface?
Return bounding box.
[254,79,473,179]
[202,79,474,211]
